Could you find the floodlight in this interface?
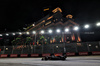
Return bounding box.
[84,24,90,29]
[56,29,60,33]
[73,26,79,31]
[41,30,45,34]
[65,28,69,32]
[48,29,53,33]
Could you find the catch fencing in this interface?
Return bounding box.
[0,41,100,55]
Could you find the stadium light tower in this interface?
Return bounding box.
[84,24,90,29]
[96,22,100,26]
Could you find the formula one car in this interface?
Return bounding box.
[41,54,67,61]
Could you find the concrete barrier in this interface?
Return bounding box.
[79,52,88,55]
[10,54,18,57]
[20,54,28,57]
[92,51,100,55]
[31,54,39,57]
[0,54,8,58]
[42,53,50,57]
[66,52,75,56]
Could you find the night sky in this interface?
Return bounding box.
[0,0,100,41]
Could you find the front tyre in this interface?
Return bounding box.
[41,57,45,60]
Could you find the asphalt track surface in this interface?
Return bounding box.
[0,56,100,66]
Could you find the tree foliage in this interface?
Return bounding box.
[11,37,21,45]
[25,37,33,45]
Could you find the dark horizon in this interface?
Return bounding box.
[1,0,100,32]
[0,0,100,43]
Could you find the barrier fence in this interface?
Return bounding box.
[0,41,100,57]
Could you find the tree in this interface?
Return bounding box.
[11,37,21,46]
[11,40,16,45]
[16,37,21,45]
[25,37,33,45]
[39,35,45,45]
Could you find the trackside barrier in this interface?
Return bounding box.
[10,54,18,57]
[79,52,88,55]
[66,52,75,56]
[92,51,100,55]
[42,53,50,57]
[0,54,8,58]
[31,54,39,57]
[54,53,63,56]
[20,54,28,57]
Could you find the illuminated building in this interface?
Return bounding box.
[25,7,81,45]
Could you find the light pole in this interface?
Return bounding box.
[34,32,36,45]
[32,31,36,53]
[62,32,66,54]
[63,28,70,54]
[34,33,36,53]
[32,31,36,44]
[40,30,45,54]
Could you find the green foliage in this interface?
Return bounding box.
[16,38,21,42]
[37,35,45,44]
[40,36,44,40]
[11,37,21,45]
[11,37,33,45]
[25,37,32,45]
[11,40,16,45]
[16,38,21,40]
